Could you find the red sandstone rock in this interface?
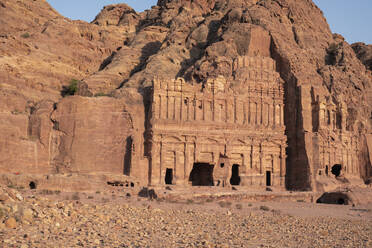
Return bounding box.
[0,0,371,193]
[351,42,372,71]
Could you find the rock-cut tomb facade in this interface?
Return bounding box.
[146,55,287,188]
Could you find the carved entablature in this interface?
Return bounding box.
[153,77,200,93]
[151,56,285,130]
[316,96,347,132]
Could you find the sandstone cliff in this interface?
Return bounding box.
[0,0,371,191]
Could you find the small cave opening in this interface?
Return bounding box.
[29,181,37,190]
[331,164,342,177]
[165,168,173,185]
[230,164,241,186]
[316,192,349,205]
[189,163,214,186]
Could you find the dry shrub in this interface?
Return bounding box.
[235,203,243,210]
[260,205,270,211]
[72,193,80,200]
[218,201,232,208]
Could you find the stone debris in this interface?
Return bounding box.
[0,188,371,247]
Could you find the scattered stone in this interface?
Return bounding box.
[5,217,17,229]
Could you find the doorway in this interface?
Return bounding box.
[331,164,342,177]
[189,163,214,186]
[165,168,173,185]
[266,171,271,186]
[230,164,241,185]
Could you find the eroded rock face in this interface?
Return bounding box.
[0,0,371,192]
[351,42,372,71]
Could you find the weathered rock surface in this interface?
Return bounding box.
[0,0,371,192]
[352,42,372,71]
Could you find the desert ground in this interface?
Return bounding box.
[1,185,372,248]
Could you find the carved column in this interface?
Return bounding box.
[152,94,158,120]
[212,97,216,122]
[166,95,170,119]
[268,102,272,127]
[257,100,262,125]
[252,102,257,125]
[193,96,196,121]
[172,95,176,120]
[280,104,284,127]
[248,101,251,124]
[180,93,183,121]
[259,144,263,174]
[158,95,162,119]
[186,97,190,121]
[272,102,275,127]
[184,141,189,184]
[150,140,162,185]
[280,145,286,177]
[272,102,276,127]
[243,101,247,125]
[262,102,267,126]
[246,148,251,172]
[175,94,181,121]
[202,99,205,121]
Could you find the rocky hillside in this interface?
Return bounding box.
[0,0,371,190]
[352,42,372,71]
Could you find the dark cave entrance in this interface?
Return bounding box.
[230,164,241,185]
[266,171,272,186]
[331,164,342,177]
[165,168,173,185]
[29,181,37,190]
[189,163,214,186]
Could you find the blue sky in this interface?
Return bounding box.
[46,0,371,44]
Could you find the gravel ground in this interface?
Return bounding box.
[1,191,372,248]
